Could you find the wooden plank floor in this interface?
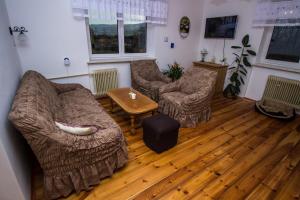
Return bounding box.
[32,97,300,200]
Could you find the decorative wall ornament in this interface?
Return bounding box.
[253,0,300,27]
[179,16,190,38]
[9,26,28,42]
[9,26,28,35]
[71,0,169,25]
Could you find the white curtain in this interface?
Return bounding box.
[71,0,168,24]
[253,0,300,27]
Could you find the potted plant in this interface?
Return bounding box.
[163,62,184,81]
[223,34,256,98]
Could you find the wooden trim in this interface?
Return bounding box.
[48,57,156,80]
[48,73,90,80]
[254,63,300,74]
[243,97,256,102]
[88,57,156,65]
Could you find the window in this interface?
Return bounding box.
[88,20,148,57]
[257,26,300,72]
[124,22,147,53]
[89,21,119,54]
[266,26,300,63]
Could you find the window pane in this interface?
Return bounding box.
[124,23,147,53]
[89,22,119,54]
[266,26,300,63]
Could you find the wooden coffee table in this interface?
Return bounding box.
[107,88,158,134]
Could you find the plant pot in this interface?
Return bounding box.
[223,90,238,99]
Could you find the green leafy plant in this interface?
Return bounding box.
[163,62,184,81]
[223,34,256,98]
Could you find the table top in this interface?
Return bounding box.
[107,88,158,115]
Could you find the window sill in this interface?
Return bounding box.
[87,56,156,65]
[253,63,300,74]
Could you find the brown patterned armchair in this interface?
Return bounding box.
[131,60,171,101]
[158,67,217,127]
[9,71,128,199]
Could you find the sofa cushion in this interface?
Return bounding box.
[56,88,119,130]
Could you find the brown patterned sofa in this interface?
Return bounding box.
[158,67,217,128]
[131,60,171,101]
[8,71,128,199]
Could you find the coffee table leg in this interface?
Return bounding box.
[152,109,157,115]
[130,115,136,135]
[110,98,114,113]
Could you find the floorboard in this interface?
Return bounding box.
[31,97,300,200]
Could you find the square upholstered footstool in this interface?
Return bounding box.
[142,114,180,153]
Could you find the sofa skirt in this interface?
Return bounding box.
[158,100,211,128]
[44,144,128,199]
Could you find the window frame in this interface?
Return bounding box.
[257,26,300,71]
[86,19,151,61]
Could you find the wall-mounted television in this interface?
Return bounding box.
[204,16,238,39]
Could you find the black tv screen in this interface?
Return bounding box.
[205,16,238,39]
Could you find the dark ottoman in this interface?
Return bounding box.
[142,114,180,153]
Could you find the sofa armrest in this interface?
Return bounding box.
[44,127,124,152]
[181,86,214,111]
[37,127,127,172]
[51,82,85,94]
[183,91,210,105]
[159,82,180,94]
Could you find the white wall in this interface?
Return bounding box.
[154,0,203,70]
[0,0,31,199]
[5,0,90,78]
[5,0,204,92]
[198,0,265,97]
[199,0,300,99]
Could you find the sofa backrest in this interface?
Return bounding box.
[131,60,160,81]
[180,67,217,95]
[9,71,60,135]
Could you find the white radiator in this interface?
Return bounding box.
[262,75,300,109]
[92,69,118,97]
